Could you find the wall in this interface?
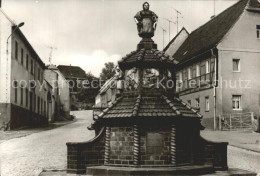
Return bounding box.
[67,127,106,174]
[180,88,214,118]
[0,11,49,129]
[96,89,117,108]
[0,12,12,129]
[0,11,12,104]
[44,68,60,121]
[53,69,70,118]
[109,127,134,165]
[109,126,172,166]
[217,10,260,116]
[0,103,11,130]
[140,126,171,166]
[9,32,48,128]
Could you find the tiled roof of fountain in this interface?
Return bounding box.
[118,48,178,69]
[89,94,202,129]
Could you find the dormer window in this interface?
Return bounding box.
[257,25,260,39]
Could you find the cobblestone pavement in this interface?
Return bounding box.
[0,121,74,144]
[0,111,95,176]
[201,130,260,173]
[228,145,260,174]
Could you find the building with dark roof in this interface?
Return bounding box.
[57,65,87,110]
[57,65,87,79]
[165,0,260,130]
[45,65,70,118]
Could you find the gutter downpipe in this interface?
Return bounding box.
[211,48,218,130]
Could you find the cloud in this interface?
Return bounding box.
[56,50,121,77]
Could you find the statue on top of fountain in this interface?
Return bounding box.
[134,2,158,38]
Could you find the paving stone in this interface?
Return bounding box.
[0,111,95,176]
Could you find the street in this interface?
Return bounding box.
[0,111,95,176]
[201,130,260,173]
[1,111,259,176]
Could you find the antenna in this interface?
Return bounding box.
[163,18,176,42]
[214,0,216,16]
[160,26,166,49]
[46,45,57,64]
[172,7,183,33]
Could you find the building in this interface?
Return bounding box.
[43,79,55,123]
[95,76,117,108]
[46,65,70,118]
[165,0,260,128]
[57,65,87,110]
[0,10,52,130]
[44,65,60,122]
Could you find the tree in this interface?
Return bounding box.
[77,72,99,104]
[99,62,116,81]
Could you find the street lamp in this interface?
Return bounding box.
[5,22,25,103]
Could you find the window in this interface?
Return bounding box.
[26,89,28,107]
[38,96,40,114]
[35,65,37,78]
[233,59,240,72]
[15,41,18,59]
[44,101,46,117]
[34,94,36,112]
[232,95,241,110]
[179,72,183,82]
[38,68,41,81]
[257,25,260,39]
[205,97,209,112]
[41,99,43,115]
[196,64,200,77]
[187,100,191,105]
[31,60,34,74]
[21,48,24,65]
[26,54,29,70]
[206,60,210,74]
[195,98,200,108]
[20,87,23,105]
[14,81,18,103]
[188,68,192,80]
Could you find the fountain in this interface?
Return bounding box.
[66,3,229,175]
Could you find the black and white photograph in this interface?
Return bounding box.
[0,0,260,175]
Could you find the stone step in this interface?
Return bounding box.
[39,168,256,176]
[86,165,215,176]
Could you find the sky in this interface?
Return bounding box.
[1,0,238,77]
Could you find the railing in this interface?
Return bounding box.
[176,73,214,93]
[218,112,254,131]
